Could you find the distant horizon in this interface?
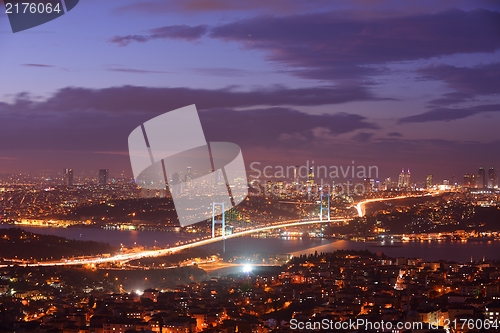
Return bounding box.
[1,162,499,187]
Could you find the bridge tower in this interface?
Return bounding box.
[319,193,331,222]
[211,202,226,239]
[212,202,226,253]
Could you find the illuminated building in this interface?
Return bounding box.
[384,177,391,190]
[185,166,192,187]
[363,178,372,193]
[63,168,73,186]
[276,181,284,197]
[486,302,500,322]
[266,180,273,194]
[398,169,410,189]
[405,169,411,188]
[99,169,109,185]
[426,174,433,189]
[307,167,314,185]
[478,166,486,188]
[463,174,475,188]
[293,165,299,185]
[488,167,497,188]
[450,174,456,187]
[398,169,405,188]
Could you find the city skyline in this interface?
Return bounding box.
[2,162,499,193]
[0,1,499,181]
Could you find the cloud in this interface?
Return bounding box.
[21,64,54,68]
[113,0,500,16]
[111,9,500,83]
[0,85,378,116]
[201,108,378,147]
[208,9,500,82]
[149,25,208,40]
[108,35,149,47]
[387,132,402,137]
[106,66,174,74]
[419,62,500,96]
[398,104,500,123]
[426,92,475,106]
[113,0,334,15]
[0,104,378,165]
[351,132,374,142]
[0,85,380,152]
[1,86,498,179]
[189,67,253,77]
[109,25,208,46]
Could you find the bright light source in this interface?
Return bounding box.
[136,289,143,295]
[243,264,252,273]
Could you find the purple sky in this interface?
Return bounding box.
[0,0,499,183]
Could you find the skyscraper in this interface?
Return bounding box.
[307,167,314,185]
[426,174,433,189]
[63,168,73,186]
[405,169,411,188]
[398,169,405,188]
[397,169,411,189]
[488,167,497,188]
[185,166,192,187]
[98,169,109,185]
[293,166,299,185]
[478,166,486,188]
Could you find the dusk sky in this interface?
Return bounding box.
[1,0,500,183]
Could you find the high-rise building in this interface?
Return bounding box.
[450,175,457,187]
[488,167,497,189]
[426,174,433,189]
[463,174,475,188]
[397,169,411,189]
[405,169,411,188]
[98,169,109,185]
[63,168,74,186]
[185,166,192,187]
[293,166,299,185]
[478,166,486,188]
[384,177,391,190]
[398,169,405,188]
[364,178,373,193]
[307,167,314,185]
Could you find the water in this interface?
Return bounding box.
[215,237,499,262]
[1,225,498,262]
[0,224,194,248]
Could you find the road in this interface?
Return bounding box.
[355,192,436,217]
[355,195,408,217]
